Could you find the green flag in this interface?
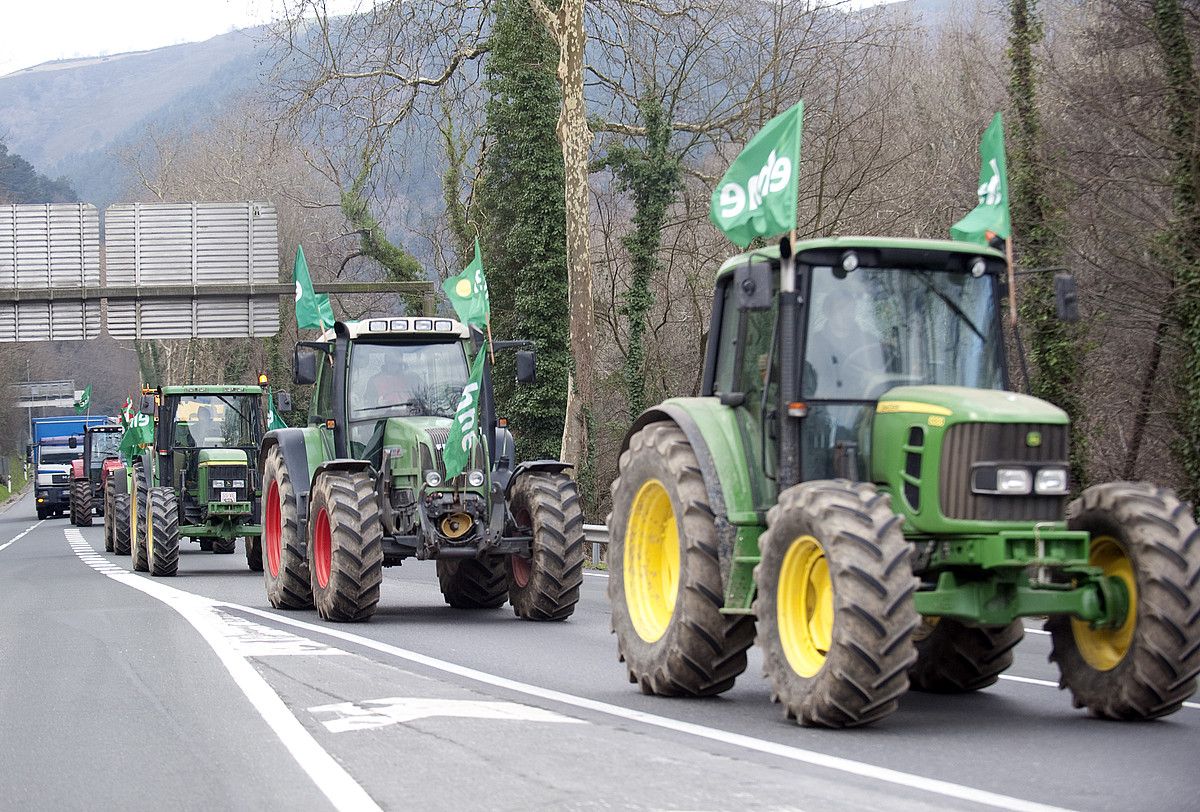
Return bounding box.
[267,390,287,431]
[293,245,335,331]
[951,112,1011,246]
[442,239,490,328]
[73,385,92,415]
[118,412,154,463]
[710,101,804,248]
[443,341,488,480]
[119,397,134,428]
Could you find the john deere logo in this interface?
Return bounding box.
[455,279,474,298]
[1026,431,1042,448]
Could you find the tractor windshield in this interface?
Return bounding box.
[802,265,1004,401]
[348,341,468,422]
[170,395,259,448]
[89,432,122,463]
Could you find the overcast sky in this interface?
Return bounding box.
[0,0,902,78]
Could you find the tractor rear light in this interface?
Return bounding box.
[1034,468,1068,495]
[787,402,808,417]
[996,468,1032,495]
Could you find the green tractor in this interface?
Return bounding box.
[260,316,584,623]
[103,385,267,576]
[607,236,1200,726]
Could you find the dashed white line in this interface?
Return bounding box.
[0,520,44,553]
[64,529,381,812]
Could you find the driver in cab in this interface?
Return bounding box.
[802,288,896,398]
[356,364,415,414]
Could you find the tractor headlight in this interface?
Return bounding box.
[466,470,485,488]
[996,468,1032,495]
[424,470,443,488]
[212,479,225,489]
[1034,467,1068,495]
[232,479,245,488]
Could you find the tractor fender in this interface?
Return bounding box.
[503,460,573,499]
[622,404,730,522]
[70,458,85,480]
[310,459,375,492]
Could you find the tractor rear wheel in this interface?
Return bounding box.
[506,472,585,621]
[103,477,117,552]
[438,558,508,609]
[213,538,235,555]
[199,540,214,552]
[308,471,383,622]
[147,487,180,577]
[113,492,131,556]
[1048,482,1200,720]
[246,537,263,572]
[262,445,312,609]
[755,480,919,728]
[608,422,755,696]
[908,618,1023,693]
[130,466,149,572]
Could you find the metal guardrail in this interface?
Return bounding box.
[584,524,609,563]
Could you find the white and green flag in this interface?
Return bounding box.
[73,385,91,415]
[710,101,804,248]
[951,112,1011,246]
[442,238,490,329]
[443,342,489,481]
[294,245,335,331]
[266,391,287,431]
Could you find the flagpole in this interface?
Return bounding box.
[1006,236,1017,328]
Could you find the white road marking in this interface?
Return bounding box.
[215,611,348,657]
[584,570,609,578]
[999,673,1200,710]
[1022,626,1050,636]
[64,530,380,812]
[232,605,1075,812]
[0,520,44,553]
[309,697,585,733]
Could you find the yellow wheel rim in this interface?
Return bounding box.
[777,536,834,678]
[1071,536,1136,671]
[624,479,681,643]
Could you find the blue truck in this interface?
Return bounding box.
[30,416,111,520]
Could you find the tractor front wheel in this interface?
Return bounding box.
[102,477,117,552]
[506,472,585,621]
[246,537,263,572]
[438,558,508,608]
[755,480,919,728]
[213,538,235,555]
[608,422,755,696]
[308,471,383,622]
[147,487,180,577]
[113,492,131,556]
[908,618,1024,693]
[76,480,94,526]
[1048,482,1200,720]
[262,446,312,609]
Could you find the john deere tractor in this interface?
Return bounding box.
[260,316,584,623]
[104,385,267,576]
[69,423,123,528]
[607,236,1199,727]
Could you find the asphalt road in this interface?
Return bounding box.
[1,488,1197,811]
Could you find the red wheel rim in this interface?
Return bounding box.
[265,481,282,578]
[511,554,531,588]
[313,507,332,590]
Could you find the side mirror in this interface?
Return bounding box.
[294,347,318,386]
[735,261,773,310]
[139,395,155,415]
[1054,273,1079,323]
[515,350,536,384]
[69,436,78,449]
[275,391,293,413]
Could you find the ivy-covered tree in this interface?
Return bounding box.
[478,0,571,463]
[1008,0,1087,486]
[603,88,682,419]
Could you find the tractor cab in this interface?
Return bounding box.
[85,425,123,473]
[152,386,264,525]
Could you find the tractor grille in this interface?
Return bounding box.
[938,422,1068,522]
[420,427,480,482]
[206,464,249,504]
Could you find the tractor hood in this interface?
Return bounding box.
[875,385,1067,425]
[383,415,487,490]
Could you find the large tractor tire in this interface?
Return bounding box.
[246,537,264,572]
[113,492,132,556]
[69,480,84,526]
[506,472,585,621]
[147,487,180,577]
[754,480,919,728]
[103,477,117,552]
[908,618,1024,693]
[438,558,508,609]
[262,446,312,609]
[308,471,383,622]
[76,479,94,527]
[212,537,236,555]
[199,540,214,552]
[607,422,755,696]
[1047,482,1200,720]
[130,466,149,573]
